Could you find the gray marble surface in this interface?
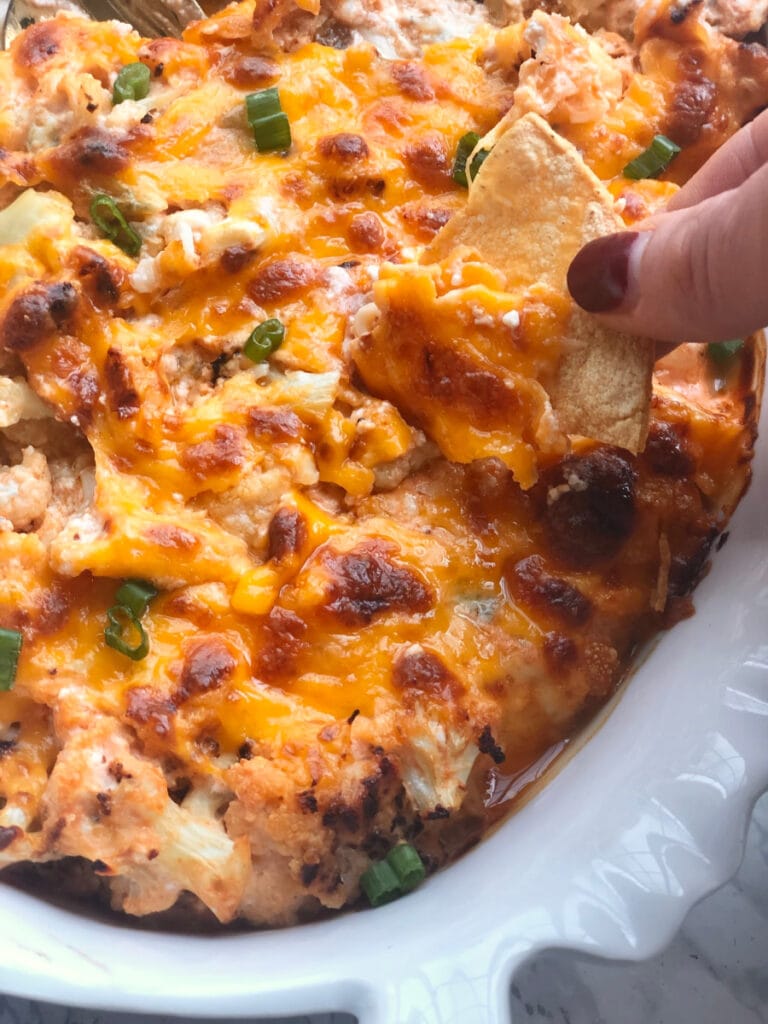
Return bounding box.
[2,790,767,1024]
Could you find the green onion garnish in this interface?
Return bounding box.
[707,338,744,366]
[89,194,142,257]
[105,606,149,662]
[105,580,157,661]
[253,113,292,152]
[360,859,401,908]
[623,135,681,180]
[245,87,282,123]
[452,131,481,188]
[244,318,285,363]
[360,843,426,907]
[0,628,22,692]
[387,842,427,892]
[114,580,158,619]
[246,87,292,153]
[113,62,152,105]
[469,147,490,183]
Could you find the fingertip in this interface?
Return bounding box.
[567,231,640,313]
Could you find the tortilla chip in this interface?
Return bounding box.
[427,111,653,453]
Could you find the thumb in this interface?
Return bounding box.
[567,159,768,344]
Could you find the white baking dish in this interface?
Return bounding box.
[0,385,765,1024]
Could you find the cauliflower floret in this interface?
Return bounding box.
[396,703,479,812]
[514,11,625,125]
[0,377,51,429]
[41,715,250,923]
[0,447,52,533]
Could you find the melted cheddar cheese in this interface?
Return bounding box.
[0,0,764,925]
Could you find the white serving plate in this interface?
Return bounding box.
[1,393,766,1024]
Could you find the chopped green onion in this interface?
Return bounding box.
[707,338,744,366]
[114,580,158,619]
[387,843,426,893]
[244,318,285,363]
[246,88,292,153]
[113,62,152,105]
[105,606,149,662]
[0,628,22,692]
[89,194,142,258]
[360,843,426,907]
[246,87,282,123]
[623,135,681,180]
[253,113,292,153]
[360,859,401,908]
[469,147,490,183]
[452,131,481,188]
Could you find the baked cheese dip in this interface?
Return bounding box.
[0,0,764,926]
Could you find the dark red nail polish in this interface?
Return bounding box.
[567,231,639,313]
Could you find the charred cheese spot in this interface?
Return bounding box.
[392,647,462,702]
[541,448,637,568]
[669,69,717,146]
[220,245,259,275]
[347,211,385,252]
[67,368,100,427]
[176,636,237,702]
[13,20,61,71]
[317,132,370,162]
[390,62,436,101]
[314,18,353,49]
[328,175,386,201]
[506,554,592,626]
[644,421,695,477]
[125,687,177,738]
[104,347,140,421]
[403,132,453,189]
[247,407,304,441]
[30,582,76,638]
[144,525,200,550]
[267,507,308,562]
[221,54,280,87]
[72,248,124,307]
[256,607,307,681]
[400,202,452,239]
[1,283,77,352]
[248,257,319,305]
[420,343,519,422]
[180,425,246,479]
[47,127,131,180]
[319,542,434,626]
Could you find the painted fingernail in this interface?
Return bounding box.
[567,231,639,313]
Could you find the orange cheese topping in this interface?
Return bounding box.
[0,0,764,924]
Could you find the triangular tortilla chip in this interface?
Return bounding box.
[427,112,653,453]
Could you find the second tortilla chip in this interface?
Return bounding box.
[427,112,653,454]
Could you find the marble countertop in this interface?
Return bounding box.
[3,789,766,1024]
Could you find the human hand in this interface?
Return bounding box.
[567,107,768,344]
